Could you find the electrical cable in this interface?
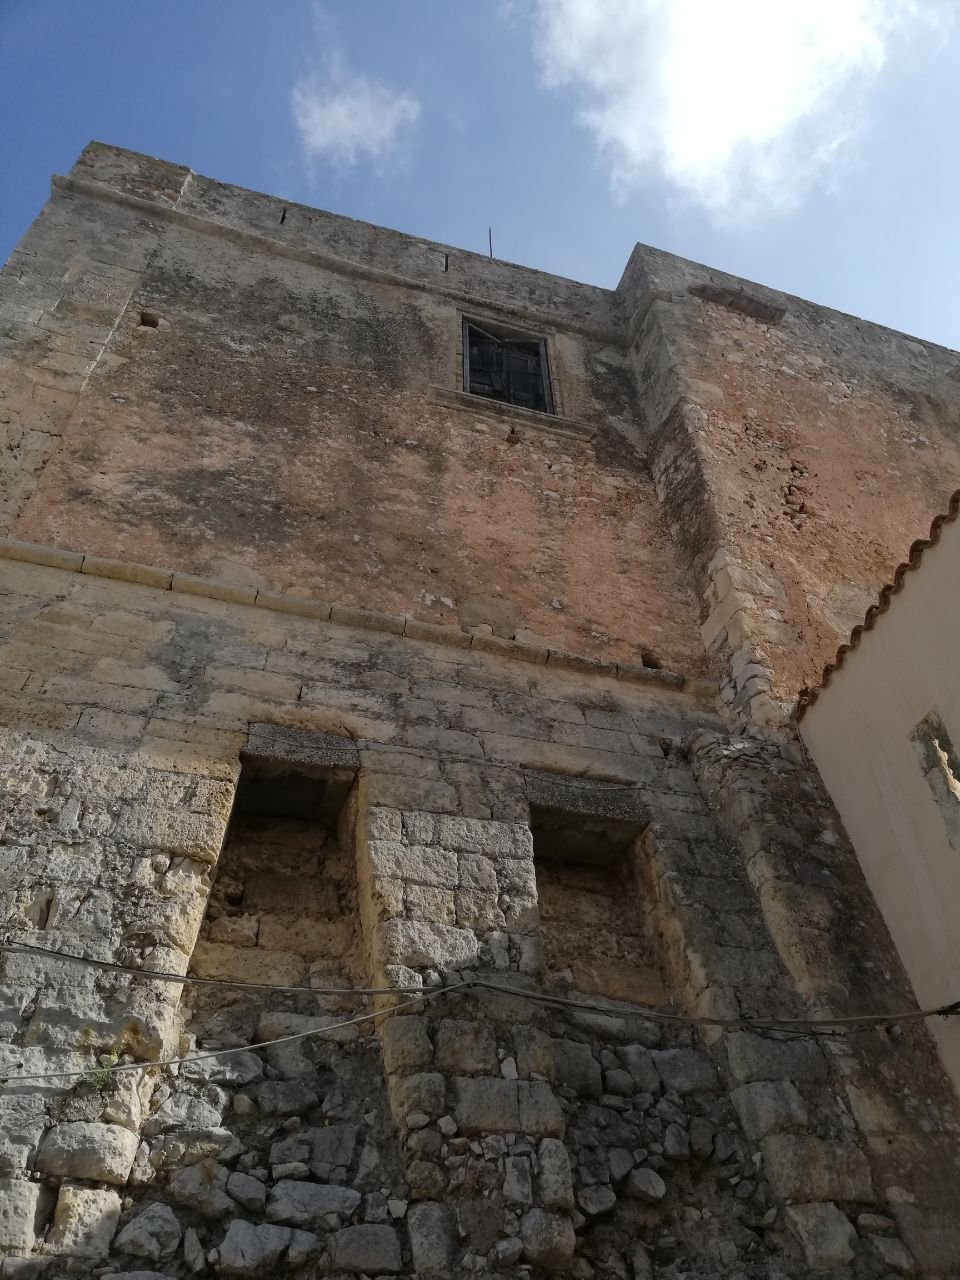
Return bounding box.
[0,983,462,1086]
[3,938,421,996]
[3,937,959,1042]
[469,979,960,1031]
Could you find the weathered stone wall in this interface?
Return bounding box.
[618,244,960,710]
[0,552,959,1276]
[1,143,705,674]
[5,141,960,1277]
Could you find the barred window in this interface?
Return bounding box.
[463,319,553,414]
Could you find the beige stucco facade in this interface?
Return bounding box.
[801,513,960,1090]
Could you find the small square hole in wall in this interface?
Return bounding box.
[911,709,960,852]
[138,309,162,329]
[531,806,665,1005]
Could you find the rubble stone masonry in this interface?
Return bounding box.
[0,143,959,1277]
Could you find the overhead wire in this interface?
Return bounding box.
[0,983,462,1085]
[3,938,421,995]
[2,934,958,1083]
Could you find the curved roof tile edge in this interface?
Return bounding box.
[795,488,960,721]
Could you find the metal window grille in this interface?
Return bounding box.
[463,320,553,414]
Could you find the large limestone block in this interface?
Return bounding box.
[551,1039,601,1098]
[537,1139,574,1211]
[0,1094,49,1176]
[367,841,458,888]
[650,1048,718,1095]
[266,1180,361,1227]
[407,1202,455,1274]
[36,1122,138,1185]
[168,1160,234,1216]
[785,1202,856,1270]
[219,1219,291,1276]
[373,919,479,970]
[331,1224,401,1274]
[518,1082,565,1137]
[761,1135,874,1203]
[0,1178,53,1253]
[435,1020,497,1074]
[454,1078,520,1133]
[380,1016,432,1073]
[731,1080,808,1140]
[113,1202,182,1260]
[520,1209,575,1270]
[46,1185,121,1259]
[725,1032,827,1085]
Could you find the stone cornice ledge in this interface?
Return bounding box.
[0,537,713,698]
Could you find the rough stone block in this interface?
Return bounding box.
[551,1039,602,1098]
[374,919,479,971]
[619,1044,661,1093]
[518,1081,565,1137]
[731,1080,808,1140]
[454,1078,520,1134]
[380,1016,433,1073]
[725,1032,827,1085]
[266,1180,361,1227]
[389,1072,445,1123]
[407,1202,456,1274]
[46,1186,121,1259]
[514,1026,555,1081]
[36,1121,138,1185]
[650,1048,718,1095]
[113,1202,182,1260]
[219,1219,292,1275]
[331,1223,402,1273]
[520,1209,576,1270]
[167,1159,235,1216]
[0,1179,52,1254]
[435,1019,498,1074]
[538,1138,574,1210]
[785,1202,856,1270]
[367,841,458,888]
[761,1135,874,1203]
[435,817,533,859]
[311,1124,359,1178]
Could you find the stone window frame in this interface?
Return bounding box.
[457,312,563,412]
[460,314,556,416]
[910,708,960,852]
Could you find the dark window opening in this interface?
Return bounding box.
[463,319,553,414]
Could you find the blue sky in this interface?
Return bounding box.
[2,0,959,347]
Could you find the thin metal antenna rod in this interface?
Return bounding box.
[488,227,493,259]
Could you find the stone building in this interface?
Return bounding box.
[0,140,960,1277]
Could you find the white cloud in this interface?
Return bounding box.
[291,53,420,170]
[533,0,945,217]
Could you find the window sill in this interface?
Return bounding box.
[429,386,595,441]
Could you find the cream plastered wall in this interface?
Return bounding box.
[801,516,960,1092]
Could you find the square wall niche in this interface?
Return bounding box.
[185,756,363,1046]
[531,806,666,1007]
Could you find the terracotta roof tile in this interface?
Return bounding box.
[795,489,960,721]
